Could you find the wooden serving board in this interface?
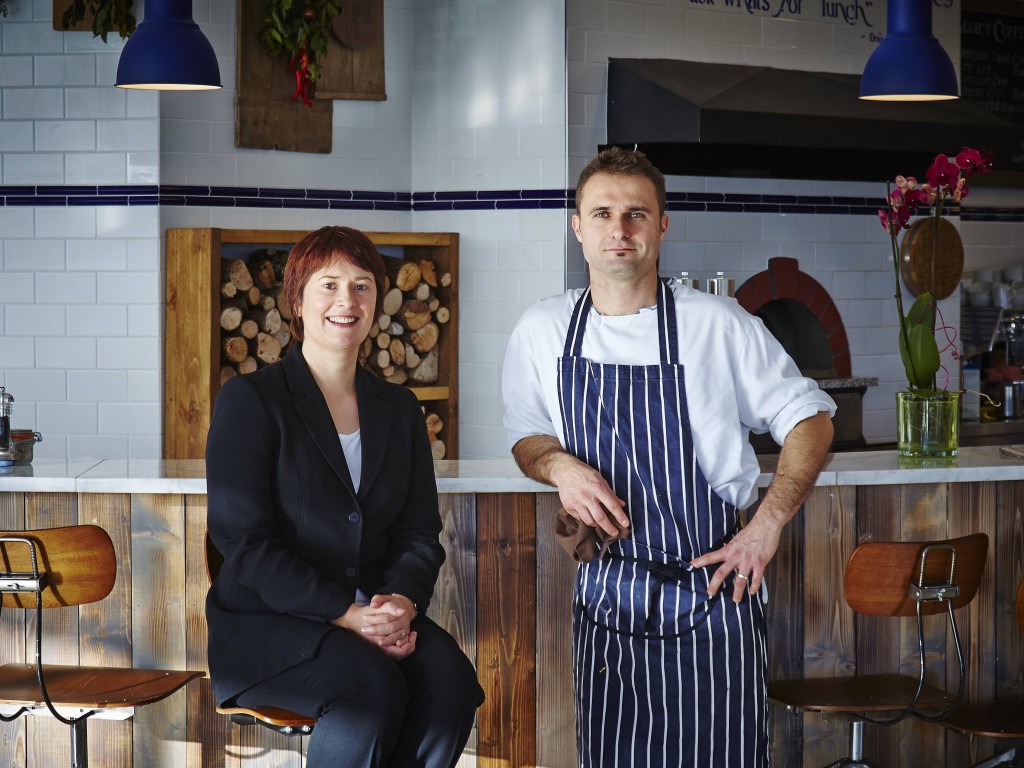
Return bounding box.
[899,217,964,300]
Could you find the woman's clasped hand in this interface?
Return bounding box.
[334,593,418,658]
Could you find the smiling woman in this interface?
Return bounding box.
[283,228,385,434]
[204,225,484,768]
[288,233,382,375]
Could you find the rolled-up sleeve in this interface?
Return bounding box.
[732,313,837,445]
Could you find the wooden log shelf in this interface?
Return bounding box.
[0,451,1022,766]
[165,228,459,461]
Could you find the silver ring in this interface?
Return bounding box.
[400,630,407,639]
[735,571,749,581]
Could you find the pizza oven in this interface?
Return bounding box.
[735,256,877,452]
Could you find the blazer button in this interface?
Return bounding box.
[345,567,357,578]
[348,512,360,523]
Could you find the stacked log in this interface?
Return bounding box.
[359,257,453,459]
[219,255,294,378]
[218,251,454,458]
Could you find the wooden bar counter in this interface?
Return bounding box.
[0,448,1022,767]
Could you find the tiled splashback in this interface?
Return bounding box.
[8,0,1024,464]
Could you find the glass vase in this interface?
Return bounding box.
[896,390,961,458]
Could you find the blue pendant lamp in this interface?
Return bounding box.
[860,0,958,101]
[115,0,221,90]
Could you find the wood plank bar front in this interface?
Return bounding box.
[0,480,1020,767]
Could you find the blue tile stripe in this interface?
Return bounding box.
[0,185,1019,220]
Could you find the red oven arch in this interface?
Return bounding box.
[735,256,851,378]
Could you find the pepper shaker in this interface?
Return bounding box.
[678,271,700,290]
[0,388,13,467]
[706,271,736,297]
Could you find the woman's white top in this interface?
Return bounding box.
[339,430,362,494]
[502,282,836,510]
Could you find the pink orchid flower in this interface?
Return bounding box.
[926,154,961,190]
[878,148,992,236]
[956,147,983,173]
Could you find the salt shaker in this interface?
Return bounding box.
[706,271,735,297]
[0,388,13,467]
[678,271,700,290]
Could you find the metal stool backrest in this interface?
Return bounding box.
[844,533,988,617]
[0,525,116,609]
[847,532,988,725]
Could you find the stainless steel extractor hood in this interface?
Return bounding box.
[605,58,1020,182]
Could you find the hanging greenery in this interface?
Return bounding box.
[260,0,341,106]
[60,0,137,42]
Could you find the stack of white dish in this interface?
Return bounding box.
[964,266,1024,308]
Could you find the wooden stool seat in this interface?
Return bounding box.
[769,673,954,714]
[942,699,1024,739]
[216,704,316,735]
[0,663,202,710]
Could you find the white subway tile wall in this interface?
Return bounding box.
[1,0,1022,460]
[0,2,161,457]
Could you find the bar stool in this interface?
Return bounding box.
[205,535,316,736]
[0,525,203,768]
[941,577,1024,768]
[768,532,989,768]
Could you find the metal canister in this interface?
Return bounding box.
[989,381,1020,419]
[678,271,700,290]
[0,388,13,467]
[11,430,42,465]
[706,271,735,297]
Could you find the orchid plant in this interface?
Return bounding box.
[879,147,994,390]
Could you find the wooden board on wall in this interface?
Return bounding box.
[51,0,95,31]
[318,0,387,101]
[236,0,333,153]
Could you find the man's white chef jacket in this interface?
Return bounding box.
[502,281,837,510]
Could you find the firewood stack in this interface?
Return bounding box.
[362,258,453,460]
[217,251,453,459]
[218,250,292,385]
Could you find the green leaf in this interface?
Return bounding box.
[900,323,941,389]
[906,292,936,331]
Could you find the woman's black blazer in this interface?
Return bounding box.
[205,345,445,705]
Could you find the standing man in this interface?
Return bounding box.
[502,147,836,767]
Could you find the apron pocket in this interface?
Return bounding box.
[577,549,721,640]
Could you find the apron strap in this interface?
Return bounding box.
[657,277,679,365]
[563,279,678,363]
[563,287,592,357]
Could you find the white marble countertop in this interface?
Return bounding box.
[2,447,1024,494]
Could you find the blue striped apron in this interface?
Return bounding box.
[558,279,768,767]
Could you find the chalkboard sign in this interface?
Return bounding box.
[962,8,1024,174]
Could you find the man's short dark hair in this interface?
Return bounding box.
[575,147,666,215]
